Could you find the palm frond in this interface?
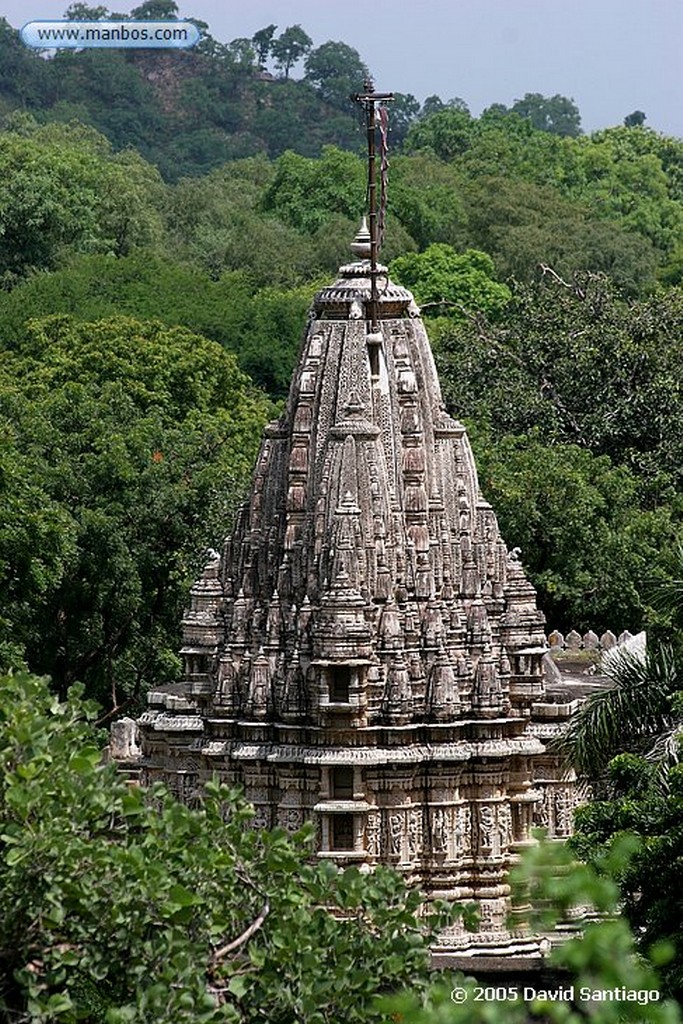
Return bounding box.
[553,644,681,780]
[645,541,683,618]
[647,578,683,616]
[645,725,683,793]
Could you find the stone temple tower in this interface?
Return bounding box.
[138,226,579,958]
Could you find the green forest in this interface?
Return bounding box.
[3,1,683,1020]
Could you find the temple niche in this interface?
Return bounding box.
[137,225,580,959]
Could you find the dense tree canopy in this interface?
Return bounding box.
[0,118,165,284]
[391,245,511,320]
[509,92,583,136]
[0,17,50,107]
[0,11,679,294]
[271,24,312,79]
[431,273,683,489]
[0,672,458,1022]
[262,146,366,232]
[461,176,659,295]
[403,113,683,282]
[429,273,683,630]
[0,317,271,710]
[0,252,314,399]
[470,430,680,631]
[404,107,477,161]
[304,40,369,111]
[389,154,467,249]
[64,3,110,19]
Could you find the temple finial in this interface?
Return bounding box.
[351,217,371,260]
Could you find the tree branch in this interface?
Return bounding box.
[539,263,572,289]
[211,899,270,961]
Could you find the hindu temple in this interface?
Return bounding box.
[121,82,589,962]
[134,203,581,957]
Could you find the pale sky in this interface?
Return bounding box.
[3,0,682,138]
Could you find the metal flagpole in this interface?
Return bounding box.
[353,79,394,335]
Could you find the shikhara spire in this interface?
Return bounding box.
[136,88,580,961]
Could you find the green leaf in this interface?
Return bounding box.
[227,975,248,998]
[167,883,201,907]
[69,745,101,774]
[46,992,73,1013]
[120,790,144,816]
[5,845,26,866]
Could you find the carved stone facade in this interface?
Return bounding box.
[138,238,578,956]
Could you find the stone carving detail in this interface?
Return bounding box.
[454,804,473,859]
[497,802,513,849]
[281,807,305,833]
[534,791,550,829]
[478,804,503,856]
[389,811,404,858]
[406,808,423,859]
[532,784,577,838]
[553,788,574,837]
[366,812,382,857]
[431,807,448,856]
[252,806,272,830]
